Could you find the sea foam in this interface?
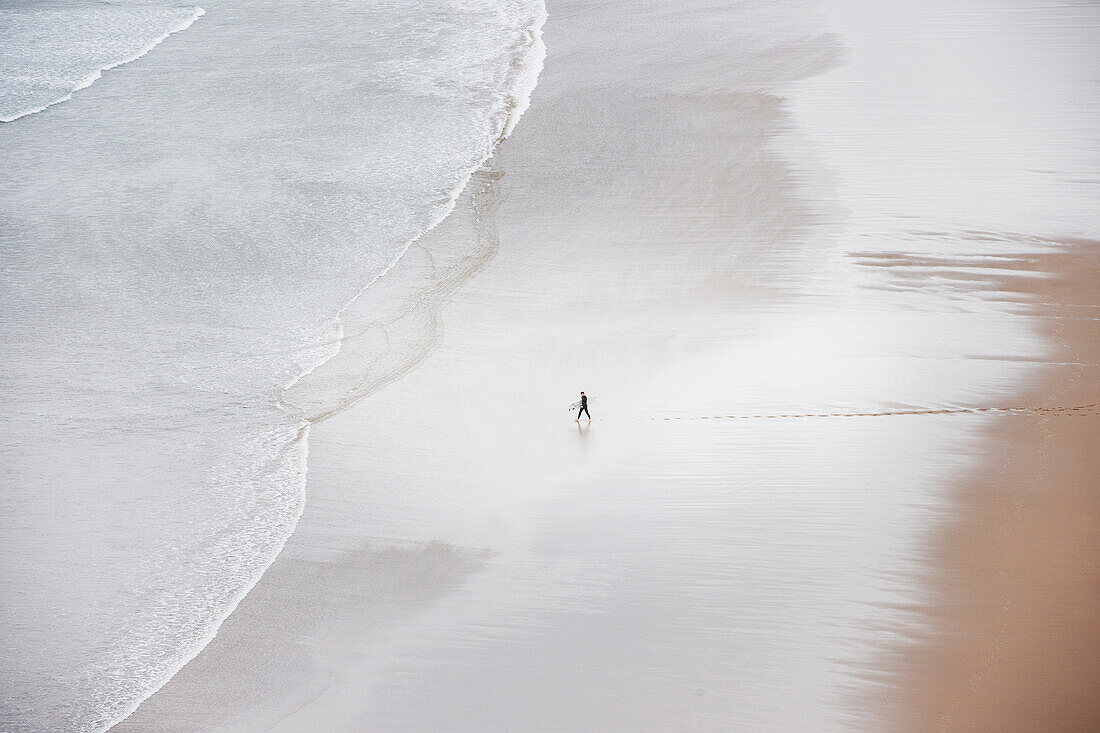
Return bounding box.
[0,1,205,122]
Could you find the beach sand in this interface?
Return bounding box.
[881,245,1100,732]
[116,0,1098,730]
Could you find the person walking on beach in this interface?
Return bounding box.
[576,392,590,421]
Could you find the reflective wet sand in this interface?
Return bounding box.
[118,0,1099,730]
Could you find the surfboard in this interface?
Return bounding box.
[568,396,594,413]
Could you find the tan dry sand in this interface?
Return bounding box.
[885,242,1100,732]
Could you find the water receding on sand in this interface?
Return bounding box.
[0,1,546,729]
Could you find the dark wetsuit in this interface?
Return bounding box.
[577,394,590,419]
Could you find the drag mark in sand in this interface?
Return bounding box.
[649,404,1098,421]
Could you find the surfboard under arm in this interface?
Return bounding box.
[568,396,594,412]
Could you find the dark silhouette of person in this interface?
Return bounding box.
[576,391,590,420]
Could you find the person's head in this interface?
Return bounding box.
[580,391,585,395]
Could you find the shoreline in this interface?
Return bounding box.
[0,5,206,123]
[1,1,554,730]
[103,6,548,731]
[110,0,1097,730]
[115,2,867,728]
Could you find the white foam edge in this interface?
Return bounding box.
[501,6,548,139]
[0,7,206,124]
[278,0,548,399]
[102,3,548,730]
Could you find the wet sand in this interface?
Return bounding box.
[794,1,1100,727]
[115,0,1098,730]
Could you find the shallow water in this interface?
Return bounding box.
[0,0,204,122]
[0,1,544,729]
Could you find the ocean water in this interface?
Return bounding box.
[0,1,545,731]
[0,0,205,122]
